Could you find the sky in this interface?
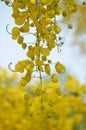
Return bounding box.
[0,2,86,84]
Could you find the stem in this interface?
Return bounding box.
[39,71,42,88]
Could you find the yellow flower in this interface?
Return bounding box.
[41,48,50,56]
[20,21,30,32]
[51,74,59,83]
[15,61,24,73]
[12,27,20,39]
[55,25,61,34]
[17,36,24,44]
[15,16,25,25]
[44,64,51,75]
[55,62,65,74]
[22,43,27,49]
[19,78,27,87]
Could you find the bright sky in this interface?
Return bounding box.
[0,2,86,84]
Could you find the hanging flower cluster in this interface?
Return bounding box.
[10,1,72,83]
[2,0,77,88]
[9,0,65,86]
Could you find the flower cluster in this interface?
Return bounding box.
[1,0,77,87]
[0,68,86,130]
